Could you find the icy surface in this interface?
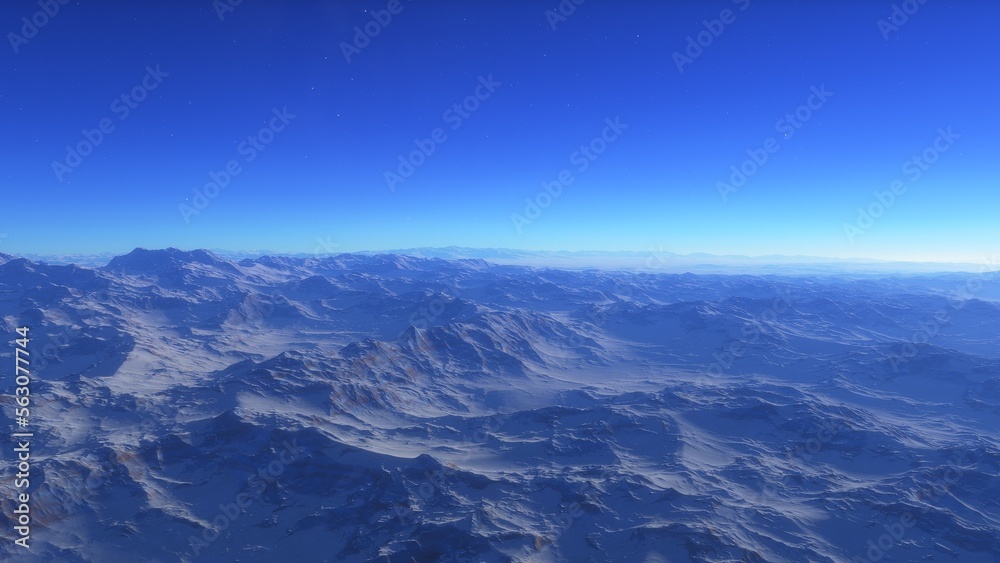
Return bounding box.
[0,249,998,562]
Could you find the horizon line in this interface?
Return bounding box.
[3,245,998,275]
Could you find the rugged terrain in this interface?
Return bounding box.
[0,249,997,562]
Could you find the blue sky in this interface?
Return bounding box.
[1,0,997,262]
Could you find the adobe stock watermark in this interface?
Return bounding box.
[725,415,851,561]
[553,245,671,356]
[384,74,501,192]
[672,0,751,73]
[16,426,156,532]
[391,414,506,526]
[312,235,341,256]
[13,296,112,376]
[187,438,306,557]
[212,0,244,22]
[331,323,457,420]
[231,237,340,329]
[877,0,928,41]
[758,416,850,489]
[178,106,296,223]
[408,277,462,330]
[702,287,798,379]
[7,0,72,54]
[850,457,966,562]
[851,512,916,562]
[51,65,169,183]
[883,254,998,372]
[340,0,406,63]
[717,84,833,202]
[545,0,586,31]
[521,467,617,560]
[843,126,958,243]
[511,116,627,232]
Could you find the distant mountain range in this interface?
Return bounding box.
[11,246,996,275]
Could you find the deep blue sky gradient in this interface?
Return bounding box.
[2,0,997,262]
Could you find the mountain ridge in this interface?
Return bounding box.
[8,246,997,276]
